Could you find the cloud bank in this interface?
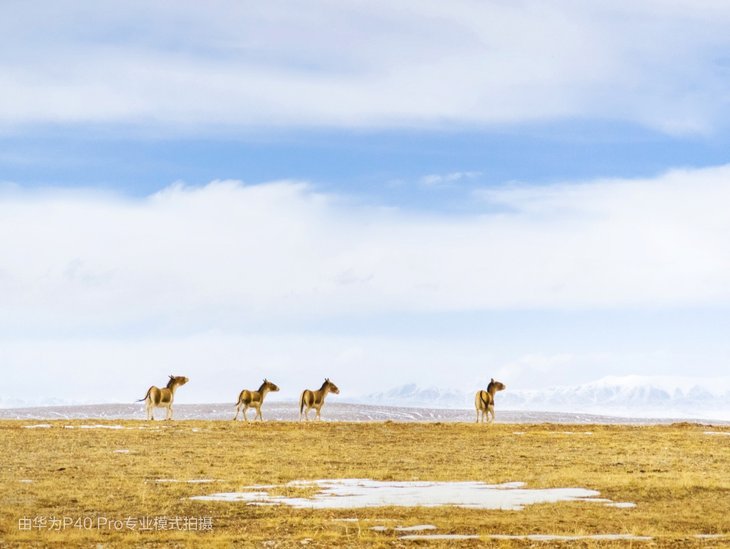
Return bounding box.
[2,165,730,334]
[2,1,730,133]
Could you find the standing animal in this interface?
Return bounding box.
[299,378,339,421]
[137,375,189,420]
[234,379,280,422]
[475,378,506,424]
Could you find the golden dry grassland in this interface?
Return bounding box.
[1,419,729,547]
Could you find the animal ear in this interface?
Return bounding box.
[491,378,494,382]
[264,378,267,382]
[170,375,174,379]
[326,377,330,381]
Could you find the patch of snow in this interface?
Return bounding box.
[190,478,623,510]
[395,525,437,532]
[400,534,480,540]
[371,525,437,532]
[489,534,652,541]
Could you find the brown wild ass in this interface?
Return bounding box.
[233,379,280,422]
[299,378,339,421]
[475,378,506,424]
[138,375,189,420]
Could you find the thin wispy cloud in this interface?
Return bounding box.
[2,1,730,133]
[420,171,482,187]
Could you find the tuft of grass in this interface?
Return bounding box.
[1,420,728,547]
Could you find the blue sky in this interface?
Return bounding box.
[2,1,730,405]
[4,121,730,206]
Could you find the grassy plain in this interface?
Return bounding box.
[1,420,729,547]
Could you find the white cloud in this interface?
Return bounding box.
[420,171,482,187]
[3,166,730,337]
[1,1,730,133]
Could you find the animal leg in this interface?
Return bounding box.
[233,405,240,421]
[255,406,263,421]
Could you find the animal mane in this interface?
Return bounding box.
[257,380,267,392]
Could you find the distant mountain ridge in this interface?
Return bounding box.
[361,375,730,420]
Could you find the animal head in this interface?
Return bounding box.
[488,378,506,392]
[168,375,190,388]
[262,378,280,392]
[324,377,340,394]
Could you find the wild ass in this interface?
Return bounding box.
[138,375,189,420]
[299,378,339,421]
[475,378,506,424]
[233,379,280,422]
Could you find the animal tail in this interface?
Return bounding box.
[136,387,152,403]
[299,390,306,415]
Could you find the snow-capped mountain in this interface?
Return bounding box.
[361,376,730,420]
[363,383,471,409]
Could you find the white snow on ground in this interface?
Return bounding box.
[371,525,437,532]
[3,401,728,424]
[190,479,627,511]
[486,534,652,542]
[400,534,480,540]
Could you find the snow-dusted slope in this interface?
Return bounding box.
[362,376,730,420]
[364,383,471,409]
